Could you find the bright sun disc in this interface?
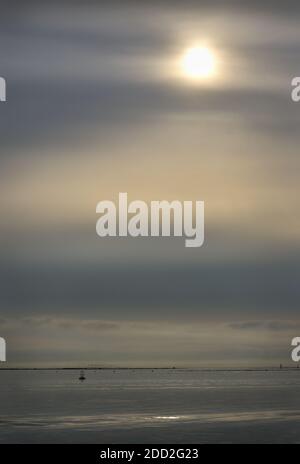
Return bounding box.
[181,46,215,79]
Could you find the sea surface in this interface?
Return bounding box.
[0,369,300,443]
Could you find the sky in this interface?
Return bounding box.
[0,1,300,367]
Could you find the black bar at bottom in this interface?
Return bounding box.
[0,443,290,461]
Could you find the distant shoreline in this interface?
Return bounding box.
[0,367,299,372]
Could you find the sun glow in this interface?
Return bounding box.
[181,46,216,79]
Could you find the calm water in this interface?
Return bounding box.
[0,369,300,443]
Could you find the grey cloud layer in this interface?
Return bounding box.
[1,256,299,319]
[1,80,299,162]
[230,320,300,332]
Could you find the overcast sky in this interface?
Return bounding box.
[0,1,300,367]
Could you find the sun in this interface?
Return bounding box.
[181,46,215,79]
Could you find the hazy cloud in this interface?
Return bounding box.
[230,320,300,331]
